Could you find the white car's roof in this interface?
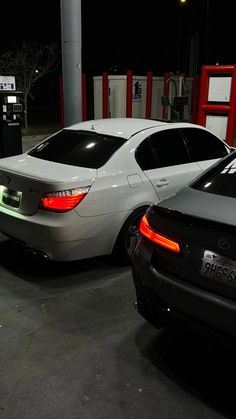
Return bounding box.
[67,118,167,139]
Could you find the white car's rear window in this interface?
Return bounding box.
[28,130,126,168]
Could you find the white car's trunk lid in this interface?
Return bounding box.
[0,155,97,215]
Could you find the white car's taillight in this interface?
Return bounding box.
[40,187,90,212]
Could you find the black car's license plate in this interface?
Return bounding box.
[2,187,22,209]
[201,250,236,285]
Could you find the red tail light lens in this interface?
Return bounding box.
[140,214,180,253]
[40,187,90,212]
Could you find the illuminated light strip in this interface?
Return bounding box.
[140,214,180,253]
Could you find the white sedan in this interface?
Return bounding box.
[0,118,230,262]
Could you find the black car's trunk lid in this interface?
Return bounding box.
[147,188,236,301]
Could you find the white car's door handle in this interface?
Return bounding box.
[156,179,170,187]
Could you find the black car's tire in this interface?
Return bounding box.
[112,206,148,265]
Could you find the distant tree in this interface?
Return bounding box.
[0,43,59,130]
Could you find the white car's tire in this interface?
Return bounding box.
[112,206,148,265]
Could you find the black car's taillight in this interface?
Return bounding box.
[40,187,90,212]
[140,214,181,254]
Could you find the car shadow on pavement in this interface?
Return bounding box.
[134,322,236,418]
[0,239,129,287]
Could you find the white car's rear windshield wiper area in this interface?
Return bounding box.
[28,130,126,169]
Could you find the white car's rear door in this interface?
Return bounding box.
[135,127,202,201]
[143,162,201,201]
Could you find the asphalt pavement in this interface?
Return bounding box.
[0,237,235,419]
[0,130,235,418]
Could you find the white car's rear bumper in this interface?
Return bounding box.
[0,206,127,261]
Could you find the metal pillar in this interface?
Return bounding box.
[145,71,153,119]
[126,70,133,118]
[60,0,82,127]
[102,72,109,118]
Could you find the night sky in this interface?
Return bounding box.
[0,0,235,119]
[0,0,234,76]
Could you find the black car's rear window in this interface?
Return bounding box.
[28,130,126,168]
[192,151,236,198]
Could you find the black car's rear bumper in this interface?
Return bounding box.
[132,241,236,339]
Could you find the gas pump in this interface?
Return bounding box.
[0,90,23,158]
[161,73,189,121]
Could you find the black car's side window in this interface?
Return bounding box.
[149,129,190,168]
[180,128,228,162]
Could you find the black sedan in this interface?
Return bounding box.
[132,149,236,339]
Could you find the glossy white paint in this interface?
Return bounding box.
[0,118,230,261]
[68,117,166,138]
[0,154,97,186]
[144,162,201,201]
